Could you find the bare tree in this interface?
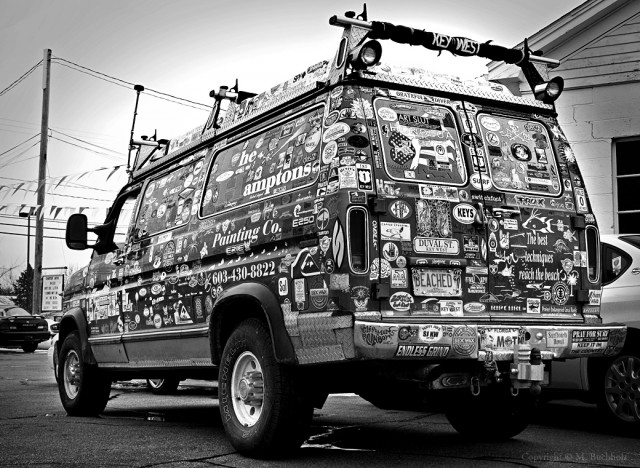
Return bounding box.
[0,264,20,295]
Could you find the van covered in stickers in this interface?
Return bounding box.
[58,9,626,457]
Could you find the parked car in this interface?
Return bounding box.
[48,332,60,381]
[0,306,51,353]
[549,234,640,426]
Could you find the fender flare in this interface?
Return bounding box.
[58,307,96,365]
[209,282,296,365]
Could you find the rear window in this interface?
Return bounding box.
[601,243,631,284]
[6,308,31,317]
[476,115,561,196]
[374,97,467,185]
[620,234,640,250]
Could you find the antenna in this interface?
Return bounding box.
[127,84,145,178]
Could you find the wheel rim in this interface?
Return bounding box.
[148,379,164,389]
[604,354,640,423]
[63,349,81,399]
[231,351,264,427]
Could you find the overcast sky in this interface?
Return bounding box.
[0,0,584,283]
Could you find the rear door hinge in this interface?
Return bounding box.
[571,215,586,230]
[369,197,389,214]
[372,282,390,300]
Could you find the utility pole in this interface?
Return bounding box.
[33,49,51,315]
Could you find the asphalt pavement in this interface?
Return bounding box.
[1,346,639,467]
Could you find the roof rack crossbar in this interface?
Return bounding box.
[329,12,560,98]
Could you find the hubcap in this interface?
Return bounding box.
[231,351,264,427]
[604,354,640,423]
[63,349,81,399]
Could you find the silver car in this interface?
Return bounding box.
[549,234,640,425]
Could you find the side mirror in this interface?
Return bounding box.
[66,214,88,250]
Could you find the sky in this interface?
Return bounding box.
[0,0,585,286]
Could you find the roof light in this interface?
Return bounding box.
[534,76,564,104]
[350,40,382,69]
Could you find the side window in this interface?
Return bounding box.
[134,157,206,238]
[113,195,138,249]
[201,106,323,217]
[601,244,631,284]
[476,115,561,196]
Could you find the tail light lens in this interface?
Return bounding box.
[348,207,369,273]
[585,226,600,283]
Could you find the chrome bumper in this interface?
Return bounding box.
[354,321,627,361]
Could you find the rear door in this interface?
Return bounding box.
[472,110,584,322]
[372,90,477,318]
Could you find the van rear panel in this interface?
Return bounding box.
[323,82,623,362]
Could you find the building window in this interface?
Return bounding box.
[614,138,640,233]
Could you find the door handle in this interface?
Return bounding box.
[473,202,487,225]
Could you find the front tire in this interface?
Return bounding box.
[445,386,535,440]
[595,348,640,426]
[146,378,180,395]
[21,342,37,353]
[219,318,313,458]
[58,331,111,416]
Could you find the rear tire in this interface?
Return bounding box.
[594,348,640,426]
[21,342,37,353]
[58,331,111,416]
[445,386,535,440]
[219,318,313,458]
[146,378,180,395]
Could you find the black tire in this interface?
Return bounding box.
[21,342,38,353]
[219,318,313,458]
[146,378,180,395]
[445,386,535,440]
[57,331,111,416]
[594,348,640,426]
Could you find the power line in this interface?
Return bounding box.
[5,183,115,202]
[0,230,65,240]
[49,135,124,162]
[52,57,212,112]
[50,129,124,157]
[0,144,40,170]
[0,175,119,194]
[0,60,43,97]
[0,134,39,159]
[0,214,74,224]
[0,221,65,231]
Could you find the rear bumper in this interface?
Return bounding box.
[0,330,52,346]
[354,321,627,361]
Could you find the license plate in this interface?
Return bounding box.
[412,268,462,297]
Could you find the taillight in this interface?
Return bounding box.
[585,226,600,283]
[347,207,369,273]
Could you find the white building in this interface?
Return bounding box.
[488,0,640,233]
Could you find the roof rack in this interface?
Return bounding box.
[129,8,564,182]
[327,8,561,95]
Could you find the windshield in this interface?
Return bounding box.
[6,308,31,317]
